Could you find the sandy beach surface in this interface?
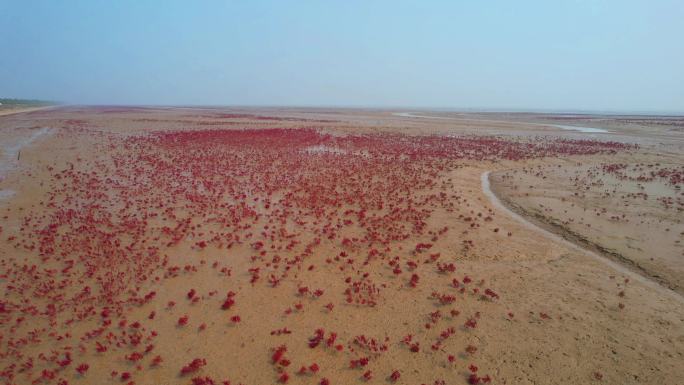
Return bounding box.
[0,105,56,117]
[0,107,682,385]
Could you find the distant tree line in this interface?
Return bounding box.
[0,98,56,106]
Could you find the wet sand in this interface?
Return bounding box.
[489,157,683,295]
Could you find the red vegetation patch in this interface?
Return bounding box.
[0,125,631,384]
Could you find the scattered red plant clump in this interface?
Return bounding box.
[75,363,89,375]
[468,374,492,384]
[326,332,338,348]
[415,243,433,253]
[222,297,235,310]
[190,377,229,385]
[350,357,370,369]
[345,278,382,306]
[409,273,420,287]
[483,288,499,300]
[151,355,163,366]
[126,352,144,362]
[401,334,421,352]
[181,358,207,375]
[429,310,442,324]
[271,327,292,336]
[431,291,457,305]
[362,370,373,381]
[353,335,388,354]
[178,315,190,326]
[309,329,325,348]
[389,370,401,382]
[272,345,288,364]
[467,364,492,384]
[437,262,456,274]
[465,317,478,329]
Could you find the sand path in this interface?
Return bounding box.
[480,170,684,304]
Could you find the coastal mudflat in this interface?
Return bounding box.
[0,107,682,385]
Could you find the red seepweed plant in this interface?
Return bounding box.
[0,123,632,385]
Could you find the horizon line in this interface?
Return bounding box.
[52,103,684,117]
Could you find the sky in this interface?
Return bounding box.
[1,0,683,113]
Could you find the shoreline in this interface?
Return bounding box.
[0,105,57,117]
[393,111,611,133]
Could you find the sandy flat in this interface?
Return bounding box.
[0,105,56,117]
[0,107,682,385]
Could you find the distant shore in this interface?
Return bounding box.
[0,105,56,116]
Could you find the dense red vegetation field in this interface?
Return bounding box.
[0,124,641,385]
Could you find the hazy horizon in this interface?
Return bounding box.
[2,0,683,113]
[41,104,684,116]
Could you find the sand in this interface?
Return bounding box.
[489,155,683,295]
[0,107,682,385]
[0,105,56,117]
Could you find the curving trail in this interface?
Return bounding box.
[480,170,684,304]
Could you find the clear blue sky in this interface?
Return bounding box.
[1,0,682,112]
